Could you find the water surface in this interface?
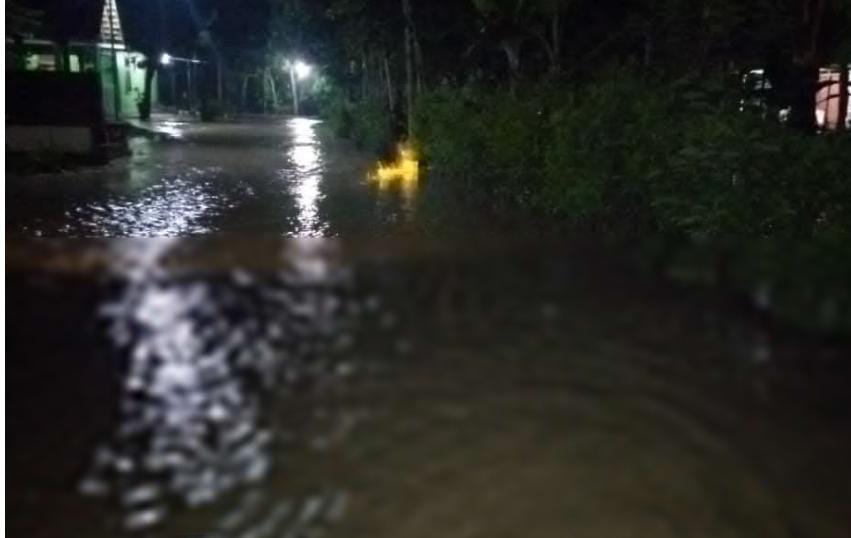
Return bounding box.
[7,237,850,538]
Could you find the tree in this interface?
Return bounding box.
[402,0,416,137]
[6,1,43,70]
[470,0,572,87]
[527,0,572,75]
[6,1,42,37]
[471,0,530,89]
[270,0,339,113]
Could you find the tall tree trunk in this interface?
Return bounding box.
[139,60,156,121]
[217,58,223,104]
[383,50,396,113]
[371,52,380,101]
[533,13,563,76]
[170,69,177,108]
[550,13,561,75]
[187,64,193,112]
[502,39,521,94]
[414,35,424,93]
[241,74,250,110]
[55,40,71,72]
[402,0,416,138]
[787,63,818,132]
[788,0,828,132]
[269,69,279,110]
[404,26,415,139]
[289,65,299,115]
[361,51,369,101]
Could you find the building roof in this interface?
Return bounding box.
[8,0,152,49]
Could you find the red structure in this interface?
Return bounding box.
[816,65,850,131]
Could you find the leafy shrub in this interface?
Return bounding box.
[414,75,851,334]
[415,74,851,240]
[349,99,394,154]
[414,85,548,206]
[319,91,394,154]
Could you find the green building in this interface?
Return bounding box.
[6,0,156,121]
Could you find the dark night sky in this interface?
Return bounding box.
[15,0,271,54]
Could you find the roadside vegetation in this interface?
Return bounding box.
[411,75,851,335]
[136,0,846,336]
[414,75,851,238]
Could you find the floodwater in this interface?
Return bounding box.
[6,118,851,538]
[7,117,427,238]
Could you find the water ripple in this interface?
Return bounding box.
[79,240,369,534]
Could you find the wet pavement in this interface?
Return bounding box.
[6,119,851,538]
[7,117,429,238]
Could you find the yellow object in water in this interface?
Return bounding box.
[372,143,420,184]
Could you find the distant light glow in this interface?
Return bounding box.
[294,60,312,80]
[160,52,172,66]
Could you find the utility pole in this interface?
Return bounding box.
[171,69,177,108]
[217,59,223,104]
[187,61,193,111]
[289,63,299,116]
[106,0,121,120]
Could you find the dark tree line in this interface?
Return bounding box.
[284,0,850,133]
[10,0,849,128]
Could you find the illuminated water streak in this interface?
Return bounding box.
[79,238,364,534]
[285,118,327,236]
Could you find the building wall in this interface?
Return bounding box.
[98,47,157,120]
[6,70,104,157]
[7,39,156,122]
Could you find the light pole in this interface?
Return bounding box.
[160,52,203,112]
[284,59,312,116]
[106,0,121,120]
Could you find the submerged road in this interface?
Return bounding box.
[7,116,426,237]
[6,117,851,538]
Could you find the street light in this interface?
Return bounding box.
[159,52,202,65]
[284,58,313,116]
[294,60,312,80]
[159,52,204,112]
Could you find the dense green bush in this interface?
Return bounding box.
[414,75,851,335]
[320,92,394,155]
[415,75,851,239]
[414,86,550,205]
[317,88,351,137]
[350,99,394,154]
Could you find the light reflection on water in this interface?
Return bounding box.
[369,143,420,221]
[79,239,367,534]
[285,118,327,237]
[64,171,219,237]
[8,117,430,238]
[157,120,186,140]
[8,242,851,537]
[370,173,419,221]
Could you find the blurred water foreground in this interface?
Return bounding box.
[7,236,851,538]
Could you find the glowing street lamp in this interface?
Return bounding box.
[158,52,203,111]
[294,60,312,80]
[284,58,313,116]
[159,52,202,66]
